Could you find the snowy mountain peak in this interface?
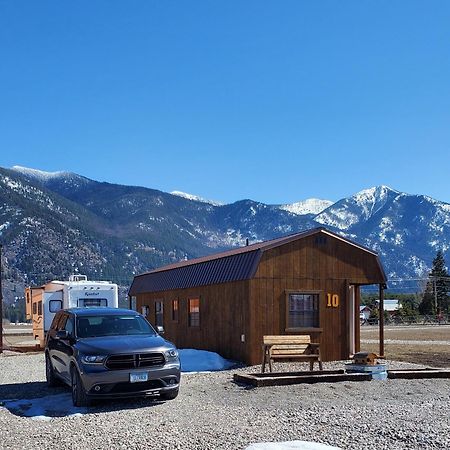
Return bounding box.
[353,185,400,205]
[171,191,223,206]
[11,165,73,181]
[279,198,333,215]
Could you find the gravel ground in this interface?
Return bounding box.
[0,353,449,450]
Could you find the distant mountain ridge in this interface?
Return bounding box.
[1,166,449,298]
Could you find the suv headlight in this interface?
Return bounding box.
[164,349,179,361]
[81,354,106,364]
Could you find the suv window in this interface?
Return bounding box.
[64,315,75,336]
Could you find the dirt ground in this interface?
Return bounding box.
[2,324,450,368]
[360,325,450,368]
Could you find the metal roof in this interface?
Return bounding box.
[129,249,262,295]
[129,227,387,295]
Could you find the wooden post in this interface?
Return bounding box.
[379,283,385,357]
[0,244,3,354]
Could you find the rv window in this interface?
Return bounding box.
[49,300,63,313]
[38,301,42,316]
[78,298,108,307]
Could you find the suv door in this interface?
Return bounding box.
[47,312,75,383]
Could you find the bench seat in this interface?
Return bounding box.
[261,335,323,373]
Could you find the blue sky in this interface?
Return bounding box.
[1,1,449,204]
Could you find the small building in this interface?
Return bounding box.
[129,227,387,365]
[383,299,401,314]
[360,305,371,322]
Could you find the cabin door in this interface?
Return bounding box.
[348,285,356,356]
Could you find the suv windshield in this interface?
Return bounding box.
[76,314,157,338]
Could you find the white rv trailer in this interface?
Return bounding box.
[25,275,119,347]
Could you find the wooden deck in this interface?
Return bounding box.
[233,369,371,387]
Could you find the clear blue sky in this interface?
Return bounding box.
[1,1,449,204]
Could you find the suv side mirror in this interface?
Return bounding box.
[156,326,165,335]
[56,330,69,340]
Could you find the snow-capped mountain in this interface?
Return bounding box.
[279,198,333,216]
[170,191,223,206]
[1,165,449,296]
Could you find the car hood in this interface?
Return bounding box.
[75,335,172,354]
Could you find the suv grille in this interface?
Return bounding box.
[105,353,165,370]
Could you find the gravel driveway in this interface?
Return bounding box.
[0,353,449,450]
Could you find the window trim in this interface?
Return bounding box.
[284,290,322,332]
[155,300,164,328]
[188,297,200,328]
[49,299,63,313]
[172,298,179,322]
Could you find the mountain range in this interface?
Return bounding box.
[0,165,449,302]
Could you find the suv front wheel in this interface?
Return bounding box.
[45,353,60,387]
[71,367,90,407]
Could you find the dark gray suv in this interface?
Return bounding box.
[45,308,181,407]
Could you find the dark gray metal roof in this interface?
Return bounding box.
[128,227,387,295]
[129,249,262,295]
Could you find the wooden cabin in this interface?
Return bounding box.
[129,227,387,365]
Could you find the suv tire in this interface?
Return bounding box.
[45,353,60,387]
[71,367,90,407]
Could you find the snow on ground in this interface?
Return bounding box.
[179,349,235,372]
[1,393,86,421]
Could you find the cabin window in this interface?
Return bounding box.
[188,298,200,327]
[78,298,108,307]
[155,301,164,328]
[49,300,63,313]
[286,292,320,329]
[172,299,179,322]
[141,305,149,318]
[38,301,43,316]
[32,302,37,315]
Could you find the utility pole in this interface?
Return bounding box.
[0,244,3,354]
[431,276,438,315]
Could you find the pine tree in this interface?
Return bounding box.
[419,250,450,315]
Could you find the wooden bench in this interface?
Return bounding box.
[261,335,323,373]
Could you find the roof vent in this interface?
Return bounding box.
[69,274,88,282]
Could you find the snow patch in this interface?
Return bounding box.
[171,190,223,206]
[179,349,235,372]
[279,199,333,216]
[11,165,72,181]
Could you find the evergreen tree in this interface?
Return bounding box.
[419,250,450,315]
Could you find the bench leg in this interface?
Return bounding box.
[268,353,273,373]
[309,360,314,371]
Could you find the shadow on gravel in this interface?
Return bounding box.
[0,383,167,420]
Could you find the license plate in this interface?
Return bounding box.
[130,372,148,383]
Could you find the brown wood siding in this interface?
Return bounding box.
[135,280,250,363]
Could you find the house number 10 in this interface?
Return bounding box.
[326,293,339,308]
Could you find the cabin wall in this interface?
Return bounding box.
[135,280,250,363]
[246,234,379,364]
